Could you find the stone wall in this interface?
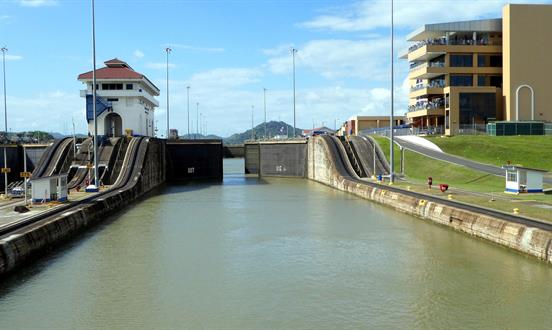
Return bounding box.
[308,136,552,263]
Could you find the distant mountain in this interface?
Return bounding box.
[223,121,302,145]
[179,133,223,140]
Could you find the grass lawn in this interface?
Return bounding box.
[425,135,552,172]
[371,135,552,222]
[372,135,504,193]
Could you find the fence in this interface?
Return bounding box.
[361,126,444,137]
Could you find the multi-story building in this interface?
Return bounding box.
[401,4,552,135]
[78,58,160,137]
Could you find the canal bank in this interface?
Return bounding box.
[1,158,552,329]
[0,138,166,275]
[307,136,552,263]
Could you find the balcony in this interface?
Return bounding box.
[408,38,501,53]
[400,39,502,61]
[410,80,445,92]
[407,99,445,118]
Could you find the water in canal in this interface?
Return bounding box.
[1,158,552,329]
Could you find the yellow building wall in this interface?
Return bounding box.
[444,86,502,136]
[503,4,552,122]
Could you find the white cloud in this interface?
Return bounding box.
[6,90,86,134]
[149,63,409,136]
[187,68,262,89]
[299,0,535,32]
[133,49,144,59]
[19,0,58,7]
[4,54,23,61]
[166,43,225,53]
[146,62,176,70]
[266,38,400,81]
[262,44,294,57]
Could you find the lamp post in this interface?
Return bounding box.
[196,102,199,139]
[165,47,171,139]
[389,0,395,184]
[290,47,298,138]
[251,105,254,141]
[187,86,190,137]
[263,88,267,139]
[88,0,99,192]
[1,47,8,197]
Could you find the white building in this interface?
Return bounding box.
[502,165,547,193]
[78,58,160,137]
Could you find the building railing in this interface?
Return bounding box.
[409,61,445,71]
[361,126,444,137]
[458,124,488,135]
[408,99,445,112]
[408,37,501,53]
[410,80,446,91]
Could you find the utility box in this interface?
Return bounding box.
[502,165,546,193]
[31,174,68,203]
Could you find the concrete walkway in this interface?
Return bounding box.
[390,136,552,184]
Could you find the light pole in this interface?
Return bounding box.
[187,86,190,137]
[199,113,202,137]
[88,0,99,192]
[389,0,395,184]
[263,88,267,139]
[1,47,8,197]
[196,102,199,139]
[290,47,298,138]
[251,105,254,141]
[165,47,171,139]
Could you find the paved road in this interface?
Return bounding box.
[392,137,552,185]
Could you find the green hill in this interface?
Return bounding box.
[223,121,302,144]
[425,136,552,172]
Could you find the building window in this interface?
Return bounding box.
[126,84,133,90]
[102,83,123,90]
[107,98,119,102]
[507,172,517,182]
[478,54,502,67]
[490,76,502,88]
[459,92,496,125]
[478,76,486,86]
[450,75,473,86]
[450,54,473,67]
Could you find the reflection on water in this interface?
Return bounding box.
[1,158,551,329]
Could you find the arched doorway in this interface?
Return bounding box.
[104,112,123,137]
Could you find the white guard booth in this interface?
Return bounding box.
[31,174,68,204]
[502,165,547,193]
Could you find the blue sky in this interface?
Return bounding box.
[0,0,547,136]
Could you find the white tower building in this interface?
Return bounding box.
[78,58,160,137]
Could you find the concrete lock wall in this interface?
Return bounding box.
[307,136,552,263]
[165,140,223,181]
[0,138,166,276]
[259,141,308,177]
[244,142,259,174]
[223,145,245,158]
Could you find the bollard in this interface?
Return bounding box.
[513,208,520,214]
[419,199,427,206]
[448,194,453,200]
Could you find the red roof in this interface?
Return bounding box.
[78,58,142,80]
